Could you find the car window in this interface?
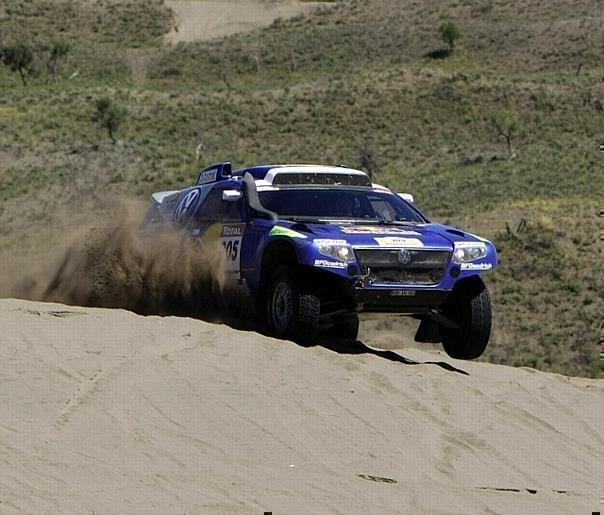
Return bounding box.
[369,197,397,221]
[258,188,425,222]
[196,188,243,222]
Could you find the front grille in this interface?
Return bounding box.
[355,248,450,286]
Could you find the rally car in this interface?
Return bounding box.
[141,162,498,359]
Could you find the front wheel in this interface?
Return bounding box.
[441,277,492,359]
[266,267,320,345]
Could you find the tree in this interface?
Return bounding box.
[221,71,232,93]
[0,43,34,86]
[358,142,379,179]
[490,110,520,160]
[439,22,462,55]
[48,41,71,79]
[249,46,262,73]
[92,97,126,144]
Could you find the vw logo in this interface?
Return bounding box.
[174,189,200,222]
[397,249,412,265]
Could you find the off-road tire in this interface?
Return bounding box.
[266,267,320,345]
[441,277,492,360]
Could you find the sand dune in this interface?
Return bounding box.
[1,298,602,514]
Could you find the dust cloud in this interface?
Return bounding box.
[0,200,243,323]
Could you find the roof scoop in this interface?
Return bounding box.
[196,161,232,185]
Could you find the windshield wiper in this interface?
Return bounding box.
[286,217,328,224]
[364,218,414,225]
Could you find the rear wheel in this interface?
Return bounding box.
[441,277,492,359]
[266,267,320,345]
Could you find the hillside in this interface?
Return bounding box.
[1,299,603,513]
[0,0,602,376]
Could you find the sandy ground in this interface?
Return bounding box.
[165,0,325,43]
[1,298,603,514]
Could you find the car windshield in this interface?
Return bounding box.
[258,188,426,223]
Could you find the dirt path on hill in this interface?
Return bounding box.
[165,0,325,43]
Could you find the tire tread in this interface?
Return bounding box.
[442,277,492,359]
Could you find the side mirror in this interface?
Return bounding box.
[222,190,243,202]
[397,193,414,203]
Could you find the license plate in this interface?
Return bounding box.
[390,290,416,297]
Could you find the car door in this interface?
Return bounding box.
[190,187,246,282]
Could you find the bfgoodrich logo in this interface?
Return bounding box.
[460,262,493,271]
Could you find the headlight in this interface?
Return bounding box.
[316,242,356,263]
[452,241,488,263]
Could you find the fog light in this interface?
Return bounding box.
[347,264,358,276]
[450,266,460,278]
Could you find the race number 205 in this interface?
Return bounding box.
[219,224,245,264]
[222,239,239,261]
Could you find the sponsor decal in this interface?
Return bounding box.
[454,241,487,249]
[313,239,347,245]
[269,226,307,239]
[220,223,245,238]
[314,259,347,269]
[174,188,200,222]
[200,223,222,244]
[460,262,493,271]
[374,237,424,248]
[219,224,245,279]
[340,226,422,235]
[199,168,217,184]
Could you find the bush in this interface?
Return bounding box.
[92,97,126,144]
[0,43,34,85]
[439,22,462,55]
[48,41,71,78]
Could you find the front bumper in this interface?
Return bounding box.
[353,288,450,313]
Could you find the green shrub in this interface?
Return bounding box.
[439,22,462,54]
[92,97,126,144]
[0,43,34,85]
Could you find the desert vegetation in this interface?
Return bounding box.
[438,21,462,55]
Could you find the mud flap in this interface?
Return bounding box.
[414,318,442,343]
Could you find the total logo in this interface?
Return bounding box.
[460,262,493,271]
[220,224,244,237]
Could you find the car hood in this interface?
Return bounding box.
[290,222,460,249]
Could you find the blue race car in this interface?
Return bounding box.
[142,162,498,359]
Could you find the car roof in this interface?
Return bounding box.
[231,164,366,181]
[194,162,388,192]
